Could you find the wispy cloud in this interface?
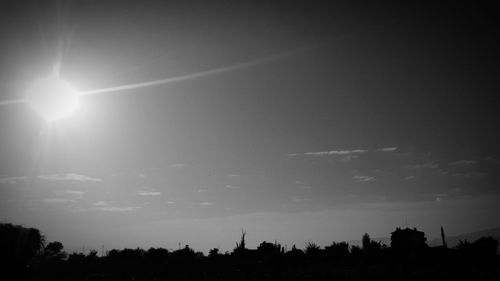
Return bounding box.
[0,176,28,184]
[451,172,484,178]
[65,190,85,195]
[170,163,186,168]
[294,180,312,190]
[224,184,241,189]
[53,190,85,199]
[92,201,110,206]
[291,196,312,203]
[340,155,360,162]
[353,175,375,182]
[405,162,439,169]
[405,175,416,180]
[42,198,77,204]
[433,193,447,202]
[376,147,397,152]
[225,174,240,177]
[38,173,102,182]
[92,206,142,212]
[200,202,214,206]
[448,160,476,166]
[74,203,142,212]
[138,190,162,196]
[288,149,368,157]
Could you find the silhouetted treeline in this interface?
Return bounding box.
[1,223,499,281]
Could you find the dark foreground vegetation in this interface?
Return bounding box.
[1,223,499,281]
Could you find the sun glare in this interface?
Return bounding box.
[26,75,80,122]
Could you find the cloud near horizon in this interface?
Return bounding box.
[376,147,398,152]
[91,206,143,212]
[138,190,162,196]
[37,173,103,183]
[92,201,110,206]
[42,198,77,204]
[352,175,375,183]
[405,162,439,170]
[287,149,368,157]
[0,176,28,184]
[448,160,476,166]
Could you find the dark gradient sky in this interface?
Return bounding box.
[1,0,499,252]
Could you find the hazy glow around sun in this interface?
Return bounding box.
[26,75,80,122]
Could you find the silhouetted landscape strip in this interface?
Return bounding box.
[1,222,499,281]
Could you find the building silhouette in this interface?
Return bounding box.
[390,227,427,257]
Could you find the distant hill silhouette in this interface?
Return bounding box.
[428,226,500,250]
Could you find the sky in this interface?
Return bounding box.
[0,0,499,253]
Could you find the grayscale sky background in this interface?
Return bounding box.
[1,0,499,253]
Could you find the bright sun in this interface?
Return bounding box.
[26,75,80,122]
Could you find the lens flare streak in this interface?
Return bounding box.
[0,46,313,107]
[80,47,311,96]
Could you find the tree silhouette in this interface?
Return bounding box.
[362,233,371,251]
[456,236,498,262]
[42,241,67,261]
[0,223,45,266]
[361,233,384,259]
[0,223,45,281]
[208,248,220,258]
[304,241,321,257]
[325,241,349,260]
[145,247,170,262]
